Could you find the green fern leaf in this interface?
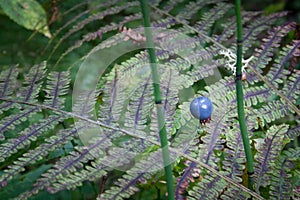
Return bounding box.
[269,147,300,199]
[254,124,289,192]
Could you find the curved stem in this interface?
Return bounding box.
[234,0,254,190]
[139,0,175,199]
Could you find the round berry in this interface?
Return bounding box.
[190,96,213,124]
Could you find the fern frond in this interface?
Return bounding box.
[0,62,46,137]
[175,0,221,21]
[0,0,298,199]
[0,88,264,199]
[124,75,152,133]
[188,172,227,199]
[0,127,79,188]
[170,100,199,151]
[175,161,197,200]
[287,125,300,139]
[162,0,186,12]
[47,158,107,194]
[15,133,112,199]
[194,2,232,33]
[121,74,154,150]
[181,166,254,199]
[51,1,139,56]
[20,62,47,103]
[284,74,300,105]
[187,59,220,84]
[98,68,128,125]
[99,150,167,200]
[61,13,142,61]
[236,84,271,107]
[73,89,98,119]
[47,0,116,42]
[242,11,289,52]
[197,89,233,168]
[0,107,38,136]
[268,40,300,86]
[215,11,261,43]
[269,147,300,199]
[43,2,89,55]
[0,66,18,99]
[150,68,183,140]
[44,71,70,108]
[254,124,289,192]
[0,69,69,160]
[222,122,246,183]
[251,22,296,71]
[249,101,292,127]
[247,64,300,116]
[219,186,251,200]
[0,115,62,162]
[152,17,177,28]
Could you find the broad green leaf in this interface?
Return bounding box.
[0,0,51,38]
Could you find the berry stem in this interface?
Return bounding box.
[234,0,255,191]
[139,0,175,199]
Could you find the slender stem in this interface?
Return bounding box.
[139,0,175,199]
[234,0,254,190]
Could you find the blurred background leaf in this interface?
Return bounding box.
[0,0,51,38]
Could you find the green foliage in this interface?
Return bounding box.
[0,0,299,199]
[0,0,51,38]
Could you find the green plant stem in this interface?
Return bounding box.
[139,0,175,199]
[234,0,255,191]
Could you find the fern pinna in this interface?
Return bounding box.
[0,0,299,199]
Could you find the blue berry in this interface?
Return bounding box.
[190,96,213,124]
